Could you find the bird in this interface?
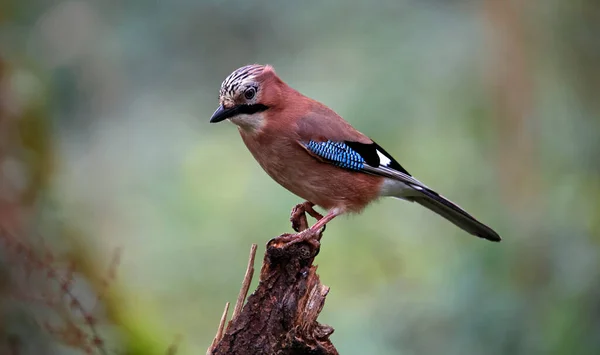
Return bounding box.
[209,64,501,242]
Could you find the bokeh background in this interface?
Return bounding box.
[1,0,600,354]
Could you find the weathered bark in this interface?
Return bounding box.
[208,205,337,355]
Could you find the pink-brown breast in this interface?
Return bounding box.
[238,107,384,213]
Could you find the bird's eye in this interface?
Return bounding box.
[244,88,256,100]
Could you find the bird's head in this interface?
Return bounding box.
[210,64,283,132]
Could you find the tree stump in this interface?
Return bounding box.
[207,205,337,355]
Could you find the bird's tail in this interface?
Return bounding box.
[409,188,501,242]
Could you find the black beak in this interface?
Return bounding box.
[210,105,234,123]
[209,104,270,123]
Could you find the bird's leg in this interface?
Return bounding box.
[268,227,323,252]
[270,207,341,251]
[290,201,324,232]
[308,208,341,233]
[270,203,324,251]
[304,203,324,220]
[270,207,341,255]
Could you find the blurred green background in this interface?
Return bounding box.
[1,0,599,354]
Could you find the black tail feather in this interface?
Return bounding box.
[411,188,501,242]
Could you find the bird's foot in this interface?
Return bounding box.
[267,226,324,255]
[290,201,325,232]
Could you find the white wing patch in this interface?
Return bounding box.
[377,150,392,167]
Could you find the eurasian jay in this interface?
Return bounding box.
[210,64,501,242]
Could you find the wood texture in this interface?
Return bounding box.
[208,205,337,355]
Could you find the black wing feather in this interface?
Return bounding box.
[344,141,411,175]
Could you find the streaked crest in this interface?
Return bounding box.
[219,64,265,99]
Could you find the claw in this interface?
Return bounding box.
[267,228,322,252]
[290,201,321,232]
[282,202,330,256]
[290,204,309,232]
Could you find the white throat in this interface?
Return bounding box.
[230,113,265,133]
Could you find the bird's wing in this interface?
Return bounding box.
[295,109,501,242]
[296,109,428,190]
[300,139,430,189]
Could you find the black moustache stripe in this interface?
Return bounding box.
[233,104,269,116]
[212,104,270,123]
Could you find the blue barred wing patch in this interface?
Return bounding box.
[305,140,365,171]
